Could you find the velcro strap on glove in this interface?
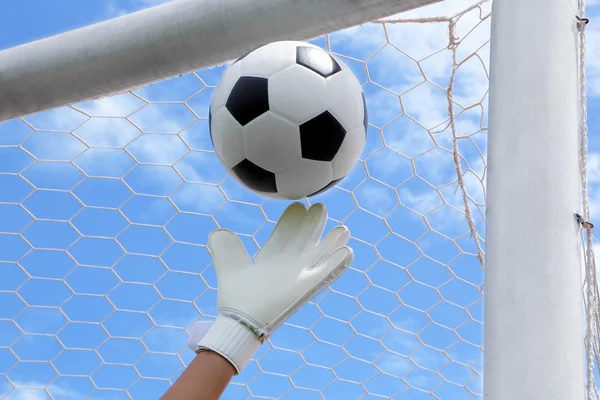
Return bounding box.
[190,316,261,374]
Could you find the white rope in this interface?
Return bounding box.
[577,1,600,398]
[374,1,489,270]
[446,15,486,270]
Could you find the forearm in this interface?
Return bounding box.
[161,350,235,400]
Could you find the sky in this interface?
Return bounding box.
[0,0,599,399]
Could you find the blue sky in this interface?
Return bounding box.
[0,0,599,399]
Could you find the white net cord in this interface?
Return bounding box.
[577,0,600,398]
[374,0,490,272]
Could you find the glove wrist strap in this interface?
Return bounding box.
[195,315,260,374]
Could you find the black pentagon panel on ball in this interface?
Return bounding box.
[300,111,346,162]
[362,92,369,136]
[309,177,343,197]
[226,77,270,126]
[231,159,278,193]
[296,46,342,78]
[208,107,214,148]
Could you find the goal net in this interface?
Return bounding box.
[0,0,596,399]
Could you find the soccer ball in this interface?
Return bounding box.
[209,40,367,200]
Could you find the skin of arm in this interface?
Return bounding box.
[160,350,235,400]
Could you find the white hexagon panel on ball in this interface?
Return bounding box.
[208,40,367,200]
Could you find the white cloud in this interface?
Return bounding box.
[587,153,600,183]
[139,0,175,5]
[74,93,146,118]
[402,83,452,131]
[396,0,491,19]
[376,354,414,376]
[103,1,130,18]
[171,182,226,213]
[387,124,436,159]
[0,381,83,400]
[328,1,489,241]
[587,154,600,217]
[359,183,398,216]
[581,8,600,97]
[103,0,176,19]
[398,186,443,215]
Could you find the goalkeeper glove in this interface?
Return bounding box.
[187,202,353,374]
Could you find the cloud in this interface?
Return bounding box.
[396,0,491,19]
[170,182,226,214]
[376,352,414,377]
[74,93,146,118]
[103,2,129,18]
[403,83,453,131]
[587,13,600,98]
[139,0,174,5]
[587,153,600,217]
[587,153,600,183]
[103,0,175,19]
[328,2,490,245]
[398,186,443,215]
[358,182,398,216]
[0,381,83,400]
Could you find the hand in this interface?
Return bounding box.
[187,202,354,374]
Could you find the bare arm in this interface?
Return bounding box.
[161,351,235,400]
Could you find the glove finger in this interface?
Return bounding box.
[265,246,353,335]
[285,203,327,256]
[208,229,252,271]
[255,202,307,263]
[303,225,350,268]
[303,246,354,293]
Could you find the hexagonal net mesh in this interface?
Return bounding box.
[0,1,496,398]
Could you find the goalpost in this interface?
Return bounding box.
[0,0,590,398]
[485,0,585,398]
[0,0,442,122]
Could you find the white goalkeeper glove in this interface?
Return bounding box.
[187,202,353,374]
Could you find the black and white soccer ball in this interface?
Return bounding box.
[209,41,367,199]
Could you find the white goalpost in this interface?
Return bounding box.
[0,0,592,398]
[0,0,441,122]
[485,0,585,398]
